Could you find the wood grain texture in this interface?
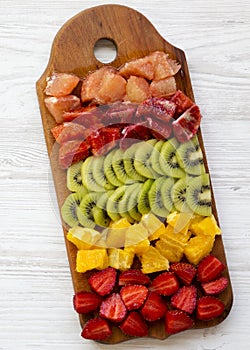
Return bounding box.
[1,0,250,349]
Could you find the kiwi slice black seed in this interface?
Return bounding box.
[186,173,212,216]
[176,135,205,175]
[81,157,105,192]
[161,176,175,212]
[92,206,111,227]
[171,177,192,212]
[134,139,159,179]
[104,149,124,187]
[123,144,147,182]
[92,156,115,190]
[77,192,99,228]
[112,149,134,184]
[127,184,143,221]
[67,161,87,193]
[150,140,166,176]
[106,186,126,221]
[97,190,115,211]
[61,192,84,227]
[160,138,185,178]
[148,177,170,218]
[117,184,138,223]
[138,178,154,214]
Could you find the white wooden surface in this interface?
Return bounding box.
[0,0,250,349]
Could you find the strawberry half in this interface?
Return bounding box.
[170,262,197,286]
[141,292,167,321]
[73,291,102,314]
[197,255,225,283]
[165,310,194,334]
[149,272,179,296]
[100,293,127,323]
[88,267,117,296]
[202,277,228,295]
[81,317,112,341]
[120,311,148,337]
[118,269,151,286]
[171,285,197,314]
[196,296,225,321]
[120,285,148,310]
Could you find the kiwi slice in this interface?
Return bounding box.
[186,173,212,216]
[112,149,134,184]
[81,157,105,192]
[106,186,127,221]
[67,161,87,193]
[61,192,84,227]
[92,156,115,190]
[151,140,166,176]
[117,184,138,223]
[127,184,143,221]
[97,190,115,211]
[134,139,159,179]
[92,206,111,227]
[176,135,205,175]
[77,192,99,228]
[148,177,170,218]
[171,177,191,212]
[104,149,124,187]
[123,144,147,182]
[160,138,185,178]
[161,176,175,212]
[138,178,154,214]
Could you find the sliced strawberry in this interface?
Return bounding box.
[149,272,179,296]
[141,292,167,321]
[202,277,228,295]
[197,255,225,283]
[170,262,197,286]
[119,122,151,150]
[170,90,194,116]
[120,285,148,310]
[120,311,148,337]
[100,293,127,323]
[118,269,151,286]
[59,140,90,168]
[165,310,194,334]
[44,95,81,123]
[196,296,225,321]
[88,267,117,296]
[171,285,197,314]
[172,104,202,143]
[73,291,102,314]
[81,317,112,341]
[51,122,87,144]
[137,97,176,123]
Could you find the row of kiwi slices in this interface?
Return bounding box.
[61,136,212,229]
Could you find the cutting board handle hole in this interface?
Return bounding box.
[94,38,117,63]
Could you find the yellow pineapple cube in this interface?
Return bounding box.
[124,223,149,247]
[141,213,165,240]
[67,226,101,250]
[108,248,134,271]
[105,227,127,248]
[184,234,215,265]
[166,211,193,234]
[163,224,192,244]
[190,215,221,237]
[155,235,186,262]
[76,249,108,273]
[109,218,131,229]
[127,239,150,255]
[139,246,169,274]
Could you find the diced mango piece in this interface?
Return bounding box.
[184,234,215,265]
[139,246,169,274]
[109,218,131,229]
[141,213,165,240]
[166,211,193,234]
[127,239,150,255]
[190,215,221,237]
[108,248,135,271]
[125,223,149,247]
[76,249,108,273]
[67,226,101,250]
[155,235,186,262]
[163,224,192,244]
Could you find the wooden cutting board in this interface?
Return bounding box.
[36,4,233,344]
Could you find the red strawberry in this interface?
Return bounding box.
[149,272,179,296]
[170,90,194,116]
[120,311,148,337]
[171,285,197,314]
[197,296,225,321]
[120,285,148,310]
[118,269,151,286]
[202,277,228,295]
[165,310,194,334]
[141,292,167,321]
[170,262,196,286]
[100,293,127,323]
[73,291,102,314]
[172,104,202,143]
[81,317,112,340]
[197,255,225,283]
[88,267,117,296]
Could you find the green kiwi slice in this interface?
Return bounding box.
[148,177,170,218]
[123,144,147,182]
[171,177,191,212]
[92,156,115,190]
[106,186,126,221]
[134,139,159,179]
[161,176,175,212]
[81,157,105,192]
[186,173,212,216]
[138,178,154,214]
[112,149,134,184]
[160,138,185,178]
[61,192,84,227]
[176,135,205,175]
[117,184,138,223]
[67,161,87,193]
[127,184,143,221]
[77,192,99,228]
[104,149,124,187]
[151,140,166,176]
[97,190,115,211]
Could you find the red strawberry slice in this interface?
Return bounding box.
[137,97,176,122]
[120,285,148,310]
[172,104,202,143]
[81,317,112,341]
[100,293,127,323]
[171,285,197,314]
[202,277,228,295]
[149,272,179,296]
[73,291,102,314]
[59,140,90,168]
[141,292,167,321]
[118,269,151,286]
[170,90,194,116]
[120,311,148,337]
[196,296,225,321]
[197,255,225,283]
[170,262,197,286]
[165,310,194,334]
[51,122,87,144]
[88,267,117,296]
